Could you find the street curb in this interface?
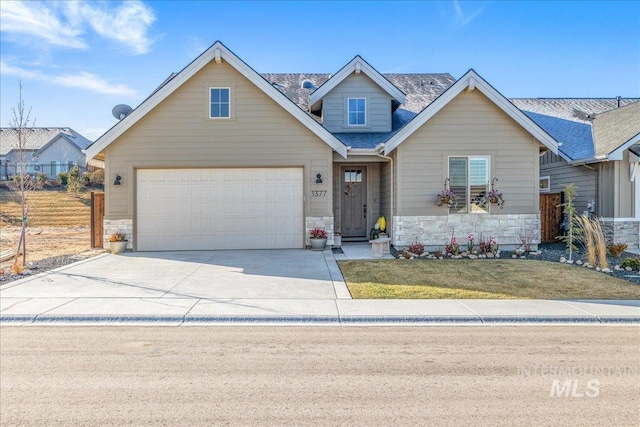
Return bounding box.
[2,314,638,326]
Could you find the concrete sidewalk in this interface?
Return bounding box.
[1,247,639,326]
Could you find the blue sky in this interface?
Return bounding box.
[1,0,638,141]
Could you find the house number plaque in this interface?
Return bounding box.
[311,190,327,197]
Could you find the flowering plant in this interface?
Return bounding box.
[467,233,474,253]
[445,236,460,255]
[109,232,127,242]
[434,189,457,208]
[489,236,499,254]
[309,227,328,239]
[479,189,505,209]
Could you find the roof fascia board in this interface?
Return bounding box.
[384,70,559,156]
[87,42,347,159]
[607,132,640,161]
[310,56,405,106]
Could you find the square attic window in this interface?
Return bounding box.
[348,98,366,126]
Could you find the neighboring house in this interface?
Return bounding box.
[0,128,93,179]
[511,100,640,247]
[86,41,564,251]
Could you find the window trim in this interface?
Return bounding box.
[539,176,551,193]
[209,87,231,119]
[447,155,491,214]
[347,97,367,126]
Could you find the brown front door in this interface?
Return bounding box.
[341,167,367,237]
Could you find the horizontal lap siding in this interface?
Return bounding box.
[322,74,392,133]
[105,60,332,219]
[397,90,539,216]
[541,160,596,214]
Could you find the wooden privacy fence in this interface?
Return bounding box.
[540,192,562,243]
[91,192,104,248]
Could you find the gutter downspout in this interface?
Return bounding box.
[375,146,394,242]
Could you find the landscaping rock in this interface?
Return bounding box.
[486,253,494,258]
[468,254,478,259]
[588,265,593,269]
[602,268,612,273]
[576,260,583,265]
[625,267,633,272]
[560,257,567,263]
[596,267,601,272]
[438,256,443,260]
[566,260,574,265]
[512,254,517,259]
[614,265,621,271]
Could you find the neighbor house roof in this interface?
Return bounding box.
[0,127,92,157]
[510,98,640,123]
[523,112,593,161]
[86,41,349,160]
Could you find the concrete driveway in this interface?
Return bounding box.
[1,250,346,300]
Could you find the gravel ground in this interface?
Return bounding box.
[392,242,640,285]
[0,250,104,285]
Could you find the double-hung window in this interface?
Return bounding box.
[348,98,366,126]
[448,156,490,213]
[210,88,230,118]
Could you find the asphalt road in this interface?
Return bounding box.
[1,326,639,426]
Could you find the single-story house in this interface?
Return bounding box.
[510,99,640,248]
[0,127,93,179]
[87,41,566,251]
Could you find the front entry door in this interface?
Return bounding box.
[341,167,367,237]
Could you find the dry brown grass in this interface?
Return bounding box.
[0,187,92,227]
[0,187,98,269]
[339,259,640,299]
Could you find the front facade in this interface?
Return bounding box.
[87,42,560,251]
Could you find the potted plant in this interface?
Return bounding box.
[309,227,328,251]
[479,178,505,209]
[109,232,128,254]
[435,189,457,208]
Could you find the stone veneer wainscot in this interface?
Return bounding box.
[103,219,133,250]
[392,214,540,250]
[600,219,640,250]
[305,216,334,247]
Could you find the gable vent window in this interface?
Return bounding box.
[348,98,366,126]
[210,88,230,118]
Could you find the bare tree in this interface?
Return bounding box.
[7,81,36,270]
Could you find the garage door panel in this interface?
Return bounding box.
[137,168,304,251]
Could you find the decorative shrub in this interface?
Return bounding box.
[608,243,628,257]
[309,227,328,239]
[57,172,68,185]
[620,258,640,271]
[90,169,105,185]
[408,242,424,255]
[109,232,127,242]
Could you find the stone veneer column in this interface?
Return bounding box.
[600,219,640,250]
[103,219,133,250]
[305,216,334,246]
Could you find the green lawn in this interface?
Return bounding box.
[338,259,640,299]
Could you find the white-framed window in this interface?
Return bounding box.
[209,87,230,118]
[448,156,490,214]
[539,176,550,193]
[347,98,366,126]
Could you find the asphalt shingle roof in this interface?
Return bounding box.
[0,128,92,156]
[592,101,640,157]
[523,112,594,161]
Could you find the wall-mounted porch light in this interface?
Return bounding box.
[113,174,122,185]
[316,173,323,184]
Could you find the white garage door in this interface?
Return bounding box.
[137,168,304,250]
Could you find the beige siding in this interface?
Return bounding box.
[322,74,392,133]
[380,160,392,228]
[104,60,333,220]
[541,160,596,215]
[396,90,540,216]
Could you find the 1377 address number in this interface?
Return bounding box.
[311,190,327,197]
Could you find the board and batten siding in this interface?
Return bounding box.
[598,152,634,218]
[396,89,540,216]
[103,60,333,221]
[321,73,392,133]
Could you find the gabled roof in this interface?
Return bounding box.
[309,56,406,107]
[0,127,91,156]
[86,41,348,160]
[523,112,593,162]
[594,101,640,160]
[511,98,640,123]
[383,69,559,155]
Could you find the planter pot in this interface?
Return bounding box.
[310,238,327,251]
[109,241,128,254]
[442,197,450,204]
[333,235,342,248]
[490,197,499,204]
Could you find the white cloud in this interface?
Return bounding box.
[451,1,490,29]
[0,1,86,49]
[0,0,156,55]
[0,61,136,97]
